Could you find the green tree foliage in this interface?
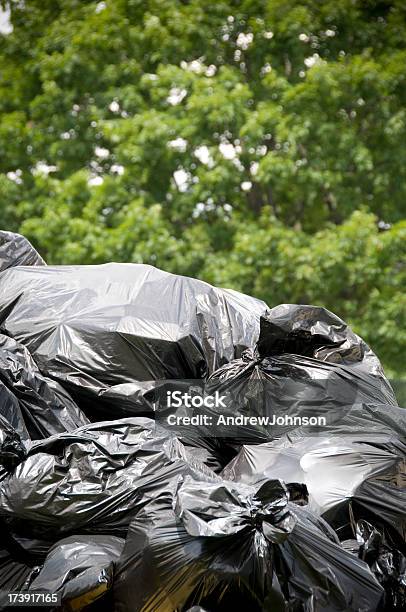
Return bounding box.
[0,0,405,376]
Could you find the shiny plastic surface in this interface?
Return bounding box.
[222,425,406,542]
[0,264,267,417]
[0,231,45,272]
[0,418,215,539]
[200,306,397,448]
[0,334,89,440]
[29,535,124,610]
[114,476,384,611]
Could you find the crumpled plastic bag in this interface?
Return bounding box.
[0,234,401,611]
[257,304,387,374]
[0,418,215,539]
[28,535,125,611]
[222,406,406,543]
[0,378,30,445]
[0,263,267,418]
[192,307,397,451]
[0,230,45,272]
[114,476,384,611]
[343,520,406,610]
[0,547,35,609]
[0,415,26,477]
[0,333,89,439]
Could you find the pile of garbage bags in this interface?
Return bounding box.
[0,231,404,611]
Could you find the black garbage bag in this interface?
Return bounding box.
[27,535,125,611]
[187,307,397,452]
[0,230,45,272]
[0,263,267,418]
[0,414,26,477]
[0,418,216,540]
[342,520,406,611]
[257,304,387,374]
[180,440,224,473]
[0,547,36,610]
[114,476,384,611]
[222,407,406,545]
[0,334,89,439]
[0,380,30,444]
